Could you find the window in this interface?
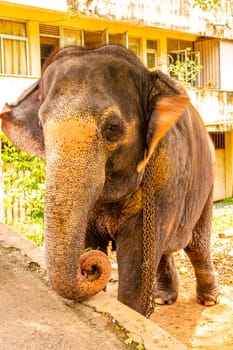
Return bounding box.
[167,39,194,65]
[83,31,102,49]
[209,132,225,150]
[146,40,157,69]
[63,28,82,47]
[109,33,127,46]
[0,19,28,75]
[128,37,141,58]
[167,39,201,86]
[40,24,60,67]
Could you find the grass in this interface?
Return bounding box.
[10,220,44,246]
[219,197,233,205]
[212,199,233,233]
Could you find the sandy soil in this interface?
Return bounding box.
[152,204,233,349]
[108,265,233,349]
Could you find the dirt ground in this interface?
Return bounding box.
[108,203,233,349]
[155,202,233,349]
[108,258,233,350]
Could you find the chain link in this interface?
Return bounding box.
[142,152,156,318]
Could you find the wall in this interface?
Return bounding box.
[194,38,220,89]
[220,40,233,91]
[0,1,198,74]
[0,77,37,109]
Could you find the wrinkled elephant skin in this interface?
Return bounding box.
[0,45,219,316]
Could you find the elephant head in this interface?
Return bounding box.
[0,45,189,302]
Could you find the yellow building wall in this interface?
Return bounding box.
[27,21,40,76]
[0,1,198,75]
[225,131,233,198]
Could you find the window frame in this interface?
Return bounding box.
[0,20,29,76]
[62,27,83,47]
[146,39,158,70]
[128,36,141,59]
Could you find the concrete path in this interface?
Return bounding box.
[0,223,187,350]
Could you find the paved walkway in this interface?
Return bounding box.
[0,223,187,350]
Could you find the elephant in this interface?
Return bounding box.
[0,44,219,317]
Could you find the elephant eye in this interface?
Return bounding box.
[101,115,125,142]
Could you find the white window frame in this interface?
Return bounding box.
[0,21,29,76]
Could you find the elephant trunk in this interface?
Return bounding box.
[44,118,111,301]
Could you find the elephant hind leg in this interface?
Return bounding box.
[155,254,179,305]
[185,189,219,306]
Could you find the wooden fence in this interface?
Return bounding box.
[2,167,45,226]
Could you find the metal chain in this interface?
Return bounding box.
[142,152,156,318]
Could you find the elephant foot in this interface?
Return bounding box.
[155,254,178,305]
[196,282,219,306]
[155,289,178,305]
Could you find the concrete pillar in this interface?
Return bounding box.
[225,131,233,198]
[158,35,167,72]
[0,124,4,222]
[27,21,41,77]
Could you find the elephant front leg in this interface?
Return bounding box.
[155,254,179,305]
[116,214,144,315]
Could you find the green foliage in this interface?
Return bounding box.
[124,338,133,345]
[220,197,233,205]
[192,0,220,11]
[123,337,144,349]
[136,345,144,350]
[168,58,203,85]
[212,201,233,233]
[1,132,45,246]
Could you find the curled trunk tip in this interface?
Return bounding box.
[50,249,112,302]
[77,250,112,300]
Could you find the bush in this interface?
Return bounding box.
[1,132,45,246]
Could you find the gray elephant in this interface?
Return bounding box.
[0,44,219,317]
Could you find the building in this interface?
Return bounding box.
[1,0,233,200]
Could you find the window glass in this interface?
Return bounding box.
[167,38,201,86]
[147,40,157,50]
[128,37,141,57]
[40,36,59,67]
[146,40,157,69]
[0,20,26,37]
[83,31,102,49]
[63,29,82,46]
[147,53,156,69]
[109,33,127,46]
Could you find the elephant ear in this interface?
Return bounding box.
[137,71,190,173]
[0,80,45,158]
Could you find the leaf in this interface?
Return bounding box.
[124,338,133,345]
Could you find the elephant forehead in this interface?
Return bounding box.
[44,119,97,151]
